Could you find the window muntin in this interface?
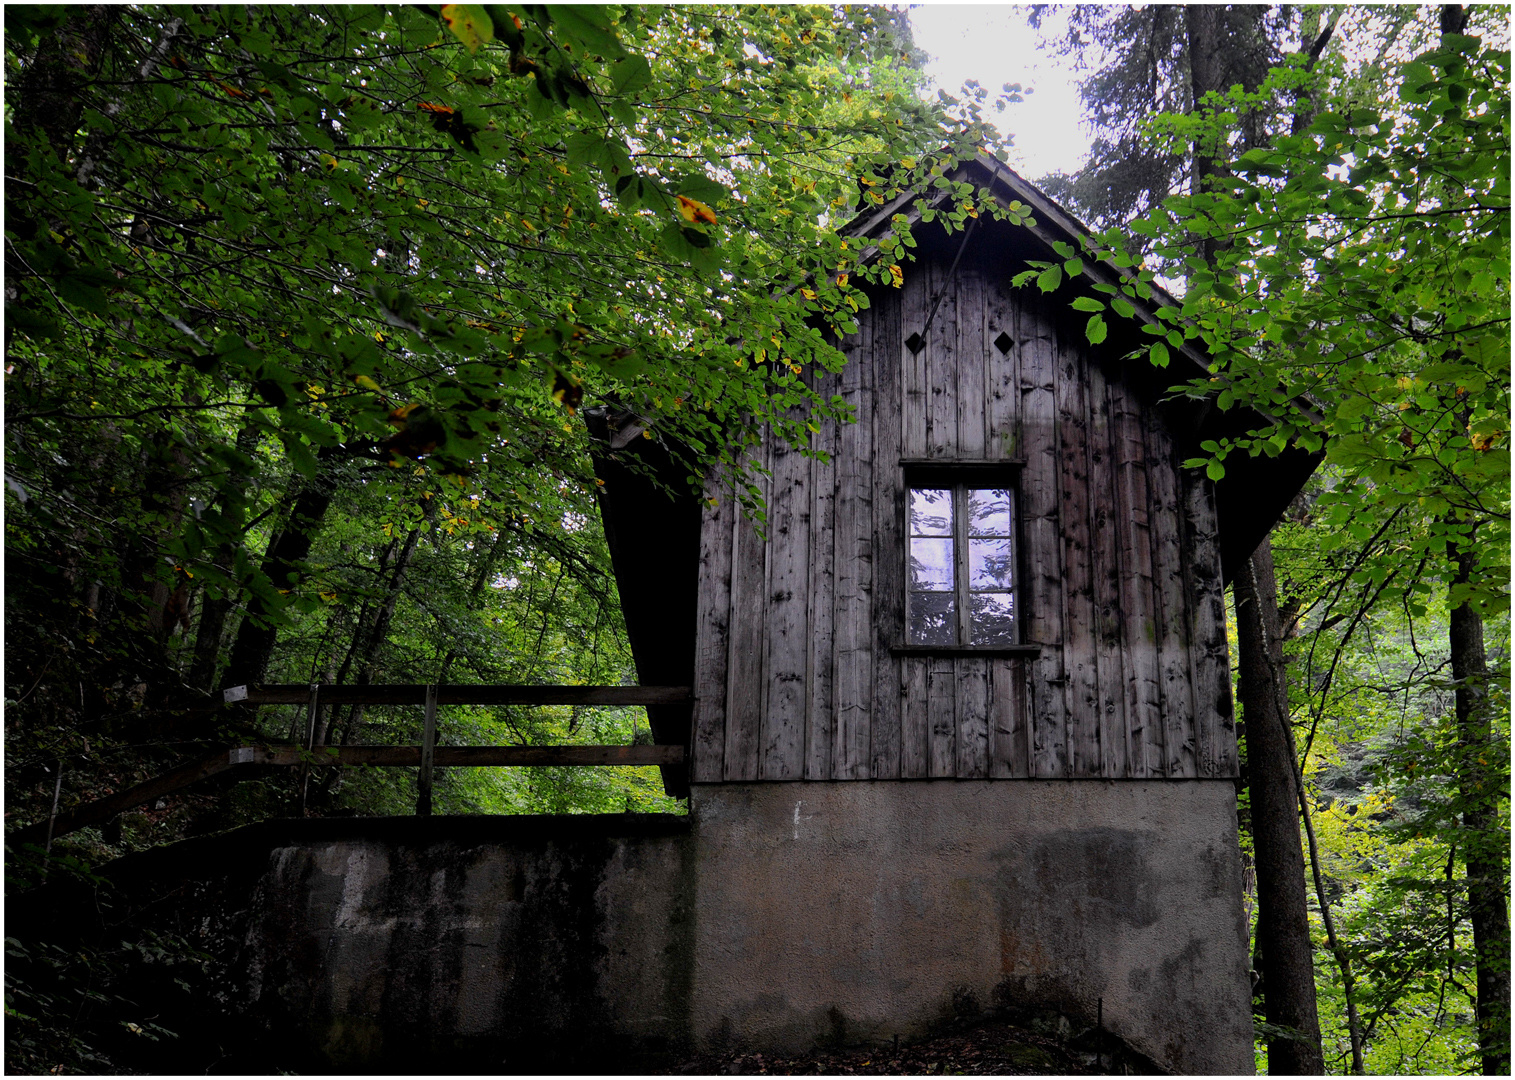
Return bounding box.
[908,484,1017,646]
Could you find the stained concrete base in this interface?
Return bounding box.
[53,780,1253,1074]
[689,782,1254,1074]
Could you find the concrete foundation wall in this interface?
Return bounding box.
[689,781,1254,1074]
[76,780,1253,1074]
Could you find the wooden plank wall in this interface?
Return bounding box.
[692,252,1237,782]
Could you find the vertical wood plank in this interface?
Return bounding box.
[759,423,809,780]
[1144,406,1199,778]
[692,475,735,783]
[723,444,766,781]
[926,255,957,459]
[1111,377,1165,779]
[1086,361,1129,778]
[928,656,956,776]
[986,275,1025,765]
[1016,292,1068,777]
[989,657,1031,776]
[985,271,1019,461]
[956,266,988,458]
[902,260,929,458]
[804,371,838,781]
[955,657,990,777]
[899,260,930,777]
[1053,322,1101,779]
[871,276,905,779]
[953,267,991,777]
[902,656,930,777]
[1181,465,1235,777]
[832,296,875,779]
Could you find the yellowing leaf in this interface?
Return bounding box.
[354,374,383,393]
[677,195,718,225]
[889,264,903,288]
[440,4,494,53]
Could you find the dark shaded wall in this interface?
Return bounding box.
[20,783,1253,1074]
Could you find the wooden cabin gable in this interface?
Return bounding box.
[691,221,1239,785]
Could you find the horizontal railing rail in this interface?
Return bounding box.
[11,684,692,850]
[223,684,694,706]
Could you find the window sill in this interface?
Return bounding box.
[889,644,1043,658]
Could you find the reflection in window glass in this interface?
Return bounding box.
[971,592,1015,645]
[909,591,956,646]
[910,537,954,590]
[907,483,1017,647]
[909,488,952,535]
[968,488,1011,536]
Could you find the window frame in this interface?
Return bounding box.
[893,460,1041,658]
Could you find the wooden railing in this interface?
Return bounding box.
[10,684,691,848]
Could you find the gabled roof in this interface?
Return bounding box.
[589,159,1322,765]
[844,151,1321,582]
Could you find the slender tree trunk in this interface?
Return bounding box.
[1235,536,1325,1074]
[314,513,427,749]
[436,529,508,683]
[1449,536,1510,1075]
[221,447,343,689]
[186,425,262,692]
[1180,11,1327,1068]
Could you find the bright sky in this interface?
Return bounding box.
[907,4,1091,181]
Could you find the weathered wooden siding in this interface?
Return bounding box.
[692,251,1238,781]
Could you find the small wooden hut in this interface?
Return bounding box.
[594,151,1318,789]
[586,153,1319,1073]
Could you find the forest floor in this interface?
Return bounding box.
[662,1009,1164,1075]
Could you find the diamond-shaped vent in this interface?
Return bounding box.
[905,331,926,355]
[994,331,1014,354]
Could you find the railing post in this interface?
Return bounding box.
[297,682,319,815]
[417,683,437,816]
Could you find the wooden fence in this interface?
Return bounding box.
[10,684,691,849]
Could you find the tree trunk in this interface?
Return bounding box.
[316,512,428,750]
[221,448,343,689]
[1235,535,1325,1074]
[1449,536,1510,1075]
[1180,11,1326,1069]
[186,425,262,692]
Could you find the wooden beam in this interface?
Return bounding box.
[9,744,685,848]
[248,745,686,767]
[8,747,254,849]
[223,684,694,707]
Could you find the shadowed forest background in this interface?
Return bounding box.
[4,4,1508,1074]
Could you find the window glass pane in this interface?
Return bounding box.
[970,592,1015,644]
[909,488,952,536]
[909,536,954,590]
[910,591,956,645]
[967,488,1011,536]
[968,538,1014,590]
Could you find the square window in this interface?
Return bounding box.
[906,481,1018,646]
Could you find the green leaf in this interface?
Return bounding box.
[1206,460,1226,482]
[546,5,624,56]
[1063,258,1083,277]
[280,432,319,478]
[610,53,652,96]
[440,4,494,52]
[1070,296,1104,313]
[1085,314,1107,345]
[1035,264,1063,293]
[1149,341,1170,368]
[4,303,63,341]
[56,275,109,316]
[564,131,607,166]
[673,174,727,204]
